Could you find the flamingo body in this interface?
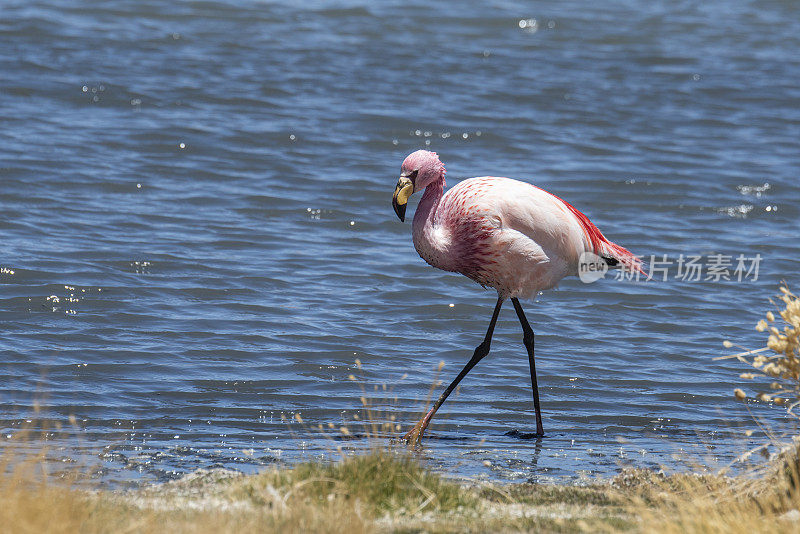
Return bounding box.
[406,155,640,299]
[414,176,579,298]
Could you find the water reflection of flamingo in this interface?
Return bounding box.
[391,150,643,444]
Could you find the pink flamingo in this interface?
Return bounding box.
[392,150,643,444]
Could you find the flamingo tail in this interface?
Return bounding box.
[598,241,646,277]
[557,195,647,277]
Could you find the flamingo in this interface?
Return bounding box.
[391,150,643,444]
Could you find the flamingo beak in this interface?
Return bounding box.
[392,176,414,222]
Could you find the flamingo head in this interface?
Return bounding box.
[392,150,446,222]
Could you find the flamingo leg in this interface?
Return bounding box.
[511,297,545,436]
[404,296,504,444]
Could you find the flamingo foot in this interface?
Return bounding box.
[403,420,426,445]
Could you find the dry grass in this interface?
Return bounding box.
[620,440,800,533]
[0,451,380,534]
[720,283,800,412]
[5,442,800,533]
[0,441,630,534]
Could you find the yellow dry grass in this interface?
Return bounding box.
[721,283,800,411]
[4,441,800,533]
[622,441,800,533]
[0,449,370,534]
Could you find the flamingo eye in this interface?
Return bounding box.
[409,169,418,180]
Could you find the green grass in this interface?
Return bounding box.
[231,450,477,516]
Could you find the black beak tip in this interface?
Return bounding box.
[393,201,406,222]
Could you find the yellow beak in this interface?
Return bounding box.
[392,176,414,222]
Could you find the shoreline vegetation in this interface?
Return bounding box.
[3,285,799,533]
[3,442,800,533]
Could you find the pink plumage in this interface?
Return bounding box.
[402,150,641,298]
[392,150,644,444]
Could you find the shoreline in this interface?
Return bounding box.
[5,442,800,533]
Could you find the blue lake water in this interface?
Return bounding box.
[1,0,799,485]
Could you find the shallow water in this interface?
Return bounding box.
[2,0,799,485]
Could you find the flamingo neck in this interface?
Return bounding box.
[413,176,444,228]
[412,174,454,270]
